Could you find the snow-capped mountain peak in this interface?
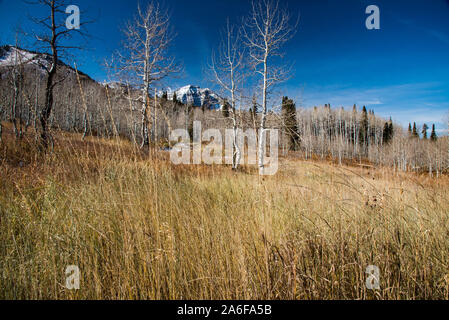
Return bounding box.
[161,85,222,110]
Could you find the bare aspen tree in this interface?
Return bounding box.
[447,108,449,169]
[243,0,297,174]
[118,2,179,149]
[4,35,27,139]
[21,69,38,133]
[74,63,89,140]
[33,67,40,131]
[10,45,22,139]
[154,88,158,143]
[9,41,38,139]
[28,0,91,148]
[211,20,244,170]
[0,105,3,142]
[158,92,174,139]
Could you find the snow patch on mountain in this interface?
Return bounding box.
[0,45,94,81]
[101,81,129,90]
[161,85,222,110]
[0,45,51,72]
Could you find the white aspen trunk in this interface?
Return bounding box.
[211,21,242,170]
[232,117,240,169]
[140,26,151,149]
[230,65,241,170]
[154,88,158,144]
[258,55,268,175]
[11,66,19,138]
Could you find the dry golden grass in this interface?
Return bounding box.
[1,123,449,300]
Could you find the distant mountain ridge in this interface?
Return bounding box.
[1,45,222,110]
[0,45,93,81]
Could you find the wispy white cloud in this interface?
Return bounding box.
[359,99,383,106]
[396,18,449,44]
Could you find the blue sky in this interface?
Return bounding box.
[0,0,448,133]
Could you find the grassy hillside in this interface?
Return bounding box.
[1,123,449,300]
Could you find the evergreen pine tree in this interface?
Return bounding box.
[382,118,394,144]
[252,95,258,115]
[222,99,231,118]
[388,117,394,141]
[172,92,182,114]
[422,123,429,139]
[412,122,419,138]
[408,123,412,136]
[383,122,390,144]
[430,124,438,141]
[187,104,193,140]
[359,106,368,152]
[281,96,300,151]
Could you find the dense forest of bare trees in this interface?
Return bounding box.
[0,0,447,177]
[289,104,448,177]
